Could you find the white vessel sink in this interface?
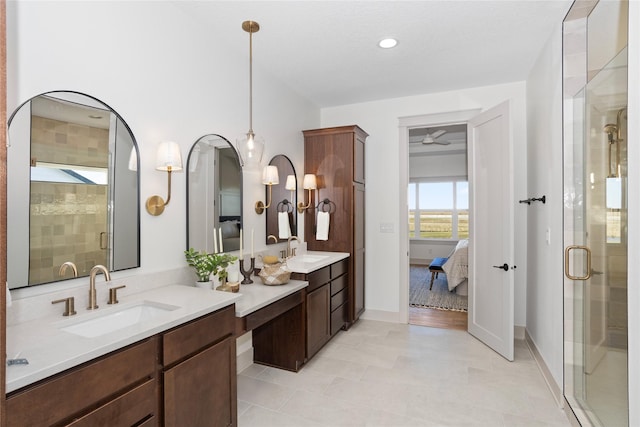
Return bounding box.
[58,301,180,338]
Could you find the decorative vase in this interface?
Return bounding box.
[195,280,212,290]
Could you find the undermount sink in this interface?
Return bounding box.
[58,300,180,338]
[290,254,329,264]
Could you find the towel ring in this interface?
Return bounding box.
[316,198,336,214]
[277,199,294,213]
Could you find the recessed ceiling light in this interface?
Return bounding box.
[378,38,398,49]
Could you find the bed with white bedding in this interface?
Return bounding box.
[442,239,468,295]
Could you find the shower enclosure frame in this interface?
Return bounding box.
[562,0,635,425]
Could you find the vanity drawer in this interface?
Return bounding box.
[7,337,158,427]
[331,258,348,278]
[330,273,348,296]
[66,378,158,427]
[331,288,348,312]
[163,304,235,366]
[330,302,348,336]
[306,265,330,292]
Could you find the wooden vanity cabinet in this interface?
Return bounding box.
[305,268,331,358]
[292,258,349,360]
[6,304,238,427]
[238,290,306,372]
[162,304,237,427]
[303,125,368,325]
[6,337,160,427]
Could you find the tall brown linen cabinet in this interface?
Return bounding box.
[302,125,367,326]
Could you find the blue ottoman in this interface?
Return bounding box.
[428,257,448,290]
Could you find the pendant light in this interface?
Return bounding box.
[236,20,265,169]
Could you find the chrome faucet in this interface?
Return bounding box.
[267,235,278,244]
[88,265,110,310]
[287,236,299,258]
[59,261,78,278]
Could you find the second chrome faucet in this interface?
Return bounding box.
[88,265,110,310]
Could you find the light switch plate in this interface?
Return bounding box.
[380,223,394,233]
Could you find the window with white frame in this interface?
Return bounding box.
[408,179,468,240]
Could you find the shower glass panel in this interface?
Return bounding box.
[563,1,628,426]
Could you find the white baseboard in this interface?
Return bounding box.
[236,331,254,374]
[525,330,564,408]
[359,309,402,323]
[236,347,254,374]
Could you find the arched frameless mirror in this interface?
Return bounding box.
[266,155,296,244]
[7,91,140,289]
[186,134,242,252]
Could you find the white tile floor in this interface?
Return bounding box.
[237,320,571,426]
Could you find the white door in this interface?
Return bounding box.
[467,101,514,361]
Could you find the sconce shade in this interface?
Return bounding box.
[303,174,317,190]
[285,175,296,191]
[156,141,183,171]
[262,165,280,185]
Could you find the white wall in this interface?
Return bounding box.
[525,25,564,387]
[321,82,528,326]
[6,1,319,293]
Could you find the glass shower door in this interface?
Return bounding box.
[563,1,628,425]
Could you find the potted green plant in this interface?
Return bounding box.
[212,253,238,285]
[184,248,238,288]
[185,248,217,287]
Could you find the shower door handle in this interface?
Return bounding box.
[564,245,592,280]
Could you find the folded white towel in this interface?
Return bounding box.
[316,211,330,241]
[278,211,291,239]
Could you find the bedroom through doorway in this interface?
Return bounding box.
[407,123,469,330]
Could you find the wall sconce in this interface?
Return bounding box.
[255,165,279,214]
[297,174,317,213]
[146,141,183,216]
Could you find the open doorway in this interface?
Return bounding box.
[407,123,469,330]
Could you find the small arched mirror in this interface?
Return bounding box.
[266,155,296,244]
[7,91,140,289]
[186,134,242,252]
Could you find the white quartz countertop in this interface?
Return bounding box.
[285,250,350,274]
[6,285,241,393]
[6,251,348,393]
[233,279,308,317]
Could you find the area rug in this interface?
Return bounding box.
[409,266,468,312]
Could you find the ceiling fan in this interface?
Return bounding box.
[422,130,450,145]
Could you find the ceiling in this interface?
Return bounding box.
[175,0,573,108]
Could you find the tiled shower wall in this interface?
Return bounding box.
[29,182,108,284]
[29,115,109,284]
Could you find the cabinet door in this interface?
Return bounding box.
[164,338,236,427]
[306,284,330,358]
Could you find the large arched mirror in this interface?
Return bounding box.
[266,155,297,244]
[186,134,242,252]
[7,91,140,289]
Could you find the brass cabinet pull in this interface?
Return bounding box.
[564,245,592,280]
